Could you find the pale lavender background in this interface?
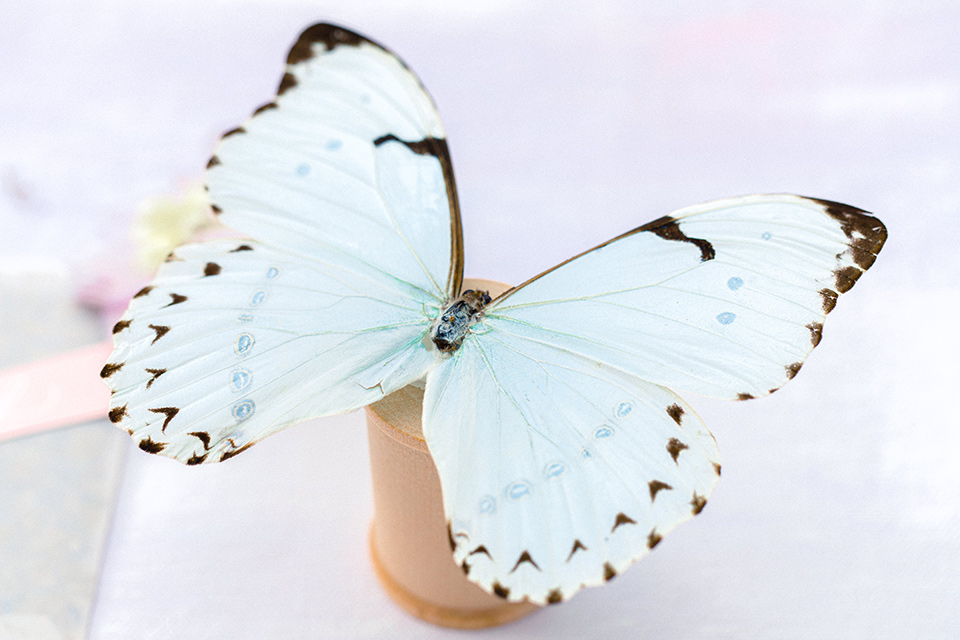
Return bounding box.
[1,1,958,638]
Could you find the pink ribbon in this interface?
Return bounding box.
[0,341,113,443]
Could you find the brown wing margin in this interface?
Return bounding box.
[433,137,465,299]
[278,23,465,300]
[372,134,464,299]
[488,194,886,307]
[488,207,713,306]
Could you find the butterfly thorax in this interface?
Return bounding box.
[431,289,492,352]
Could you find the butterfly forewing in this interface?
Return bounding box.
[487,195,886,400]
[206,24,463,301]
[423,329,720,604]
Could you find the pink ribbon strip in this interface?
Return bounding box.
[0,340,113,443]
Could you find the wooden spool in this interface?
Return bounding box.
[365,279,540,629]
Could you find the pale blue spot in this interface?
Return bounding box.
[506,481,531,501]
[296,163,310,176]
[478,496,496,515]
[359,94,371,104]
[235,332,255,355]
[230,369,252,392]
[250,290,267,306]
[615,402,632,418]
[232,399,255,422]
[762,231,772,240]
[717,312,736,325]
[595,425,614,439]
[581,447,593,459]
[326,138,342,151]
[727,276,744,290]
[544,462,566,480]
[265,266,280,279]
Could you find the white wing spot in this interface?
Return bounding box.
[543,461,567,480]
[235,333,255,356]
[230,369,252,392]
[594,425,614,439]
[615,402,633,418]
[232,399,255,422]
[506,481,532,501]
[478,496,496,515]
[727,276,744,290]
[295,163,310,176]
[716,312,736,325]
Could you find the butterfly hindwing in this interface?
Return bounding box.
[103,240,438,464]
[423,329,720,604]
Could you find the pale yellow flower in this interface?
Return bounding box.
[132,183,217,271]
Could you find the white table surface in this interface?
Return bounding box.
[2,2,958,638]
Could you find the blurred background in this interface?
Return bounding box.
[1,1,957,638]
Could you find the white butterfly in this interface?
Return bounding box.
[101,24,886,605]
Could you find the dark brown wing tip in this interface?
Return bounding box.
[287,24,378,65]
[805,196,888,265]
[807,196,887,242]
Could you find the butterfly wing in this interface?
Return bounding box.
[103,240,439,463]
[104,24,463,463]
[424,332,720,604]
[424,194,885,602]
[488,195,886,400]
[206,24,463,299]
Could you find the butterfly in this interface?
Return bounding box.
[100,23,887,605]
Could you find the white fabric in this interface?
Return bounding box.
[1,2,957,638]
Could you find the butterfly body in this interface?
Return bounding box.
[431,289,492,352]
[102,23,886,605]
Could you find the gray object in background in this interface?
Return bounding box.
[0,272,126,640]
